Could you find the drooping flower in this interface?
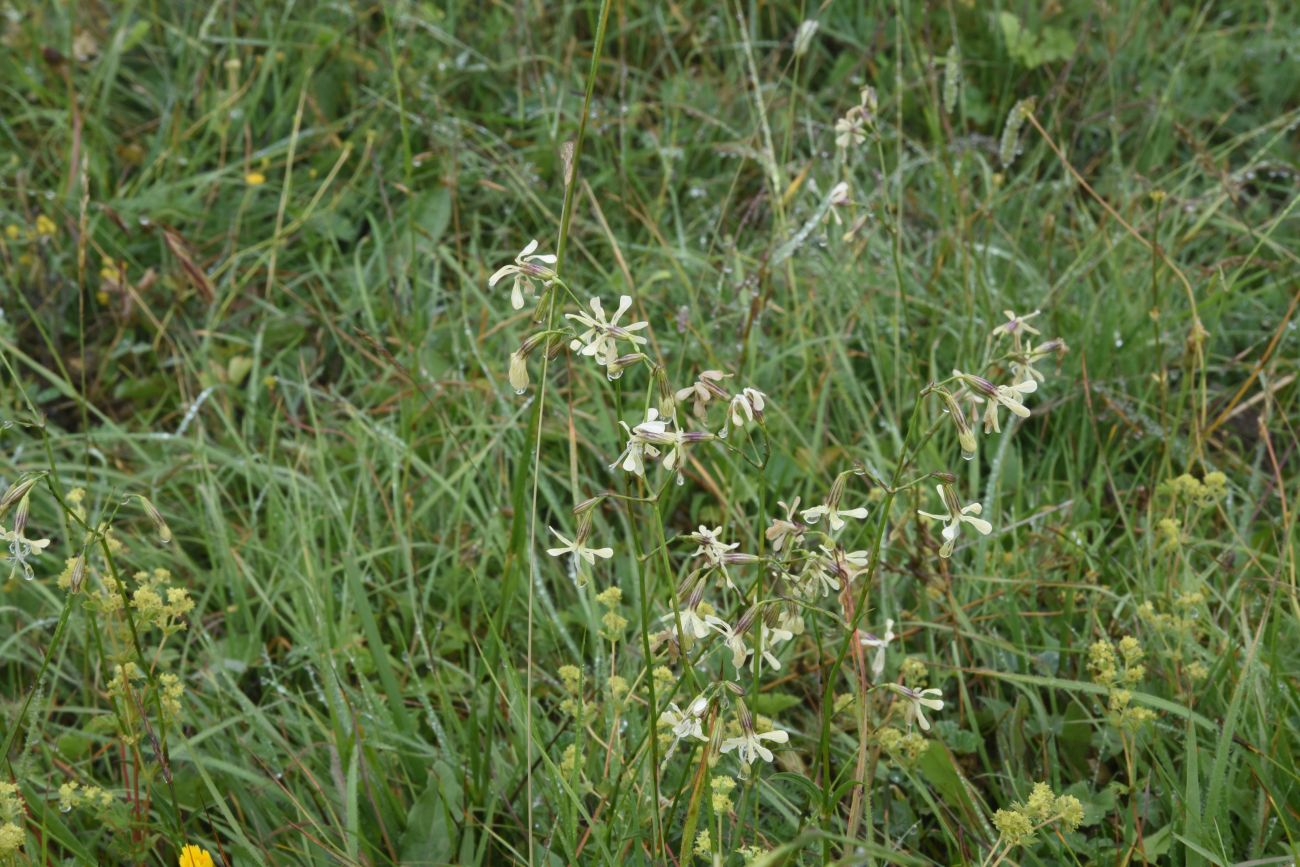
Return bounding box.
[858,618,896,679]
[890,684,945,731]
[610,408,666,476]
[917,484,992,557]
[722,387,767,435]
[765,497,805,554]
[566,295,649,367]
[675,370,731,420]
[953,370,1037,434]
[488,240,557,310]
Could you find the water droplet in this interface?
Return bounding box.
[59,805,71,813]
[675,474,685,487]
[514,387,526,395]
[718,429,728,439]
[961,450,976,461]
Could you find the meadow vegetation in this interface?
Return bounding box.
[1,1,1298,864]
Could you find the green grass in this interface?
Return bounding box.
[1,1,1298,864]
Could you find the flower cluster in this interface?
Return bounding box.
[992,781,1085,847]
[1088,636,1157,730]
[0,782,23,858]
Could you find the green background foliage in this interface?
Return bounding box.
[1,0,1297,863]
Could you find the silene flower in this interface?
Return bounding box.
[765,497,805,554]
[722,387,766,436]
[858,618,895,679]
[545,527,614,566]
[610,408,666,476]
[3,516,51,582]
[917,484,992,558]
[659,695,710,744]
[1010,338,1068,384]
[659,603,728,645]
[675,370,731,420]
[801,500,869,533]
[991,309,1041,347]
[488,239,557,309]
[890,684,945,731]
[953,369,1037,434]
[566,295,649,367]
[687,525,738,567]
[720,712,790,765]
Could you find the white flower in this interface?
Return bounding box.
[659,606,728,643]
[917,484,992,558]
[798,549,841,598]
[858,618,895,680]
[508,351,529,393]
[675,370,731,420]
[991,309,1041,344]
[659,697,710,743]
[954,370,1037,433]
[754,621,794,670]
[893,685,944,731]
[723,387,766,434]
[610,408,666,476]
[765,497,805,554]
[566,295,649,367]
[801,500,869,533]
[835,114,866,150]
[488,239,556,309]
[793,19,819,57]
[545,527,614,565]
[1011,338,1067,384]
[720,726,789,764]
[2,526,51,581]
[688,525,738,566]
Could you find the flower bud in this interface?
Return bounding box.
[136,495,171,544]
[66,553,87,594]
[12,494,30,538]
[508,351,529,393]
[0,473,43,518]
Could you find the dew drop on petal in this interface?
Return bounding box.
[515,388,526,395]
[961,450,976,461]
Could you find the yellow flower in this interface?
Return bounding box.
[35,214,57,236]
[244,171,266,186]
[179,844,215,867]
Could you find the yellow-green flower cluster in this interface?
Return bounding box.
[1137,593,1203,637]
[710,775,736,813]
[595,585,627,640]
[992,781,1084,846]
[1155,517,1182,549]
[0,782,24,856]
[556,664,594,720]
[877,726,928,766]
[900,656,929,688]
[130,569,195,635]
[693,829,711,859]
[159,673,185,720]
[1088,637,1157,730]
[57,781,114,812]
[1158,471,1227,508]
[1087,636,1146,686]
